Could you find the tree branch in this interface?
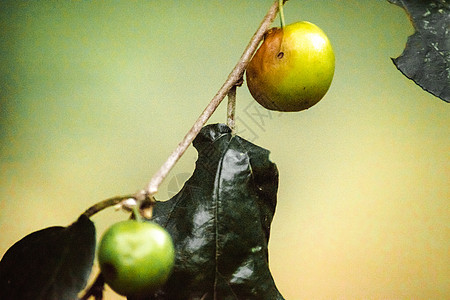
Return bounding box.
[80,3,288,298]
[145,0,286,196]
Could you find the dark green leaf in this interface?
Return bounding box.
[0,215,96,300]
[138,123,283,300]
[388,0,450,102]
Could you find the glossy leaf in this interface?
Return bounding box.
[0,215,96,300]
[140,123,284,300]
[388,0,450,102]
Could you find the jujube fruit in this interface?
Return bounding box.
[97,220,175,297]
[246,21,335,112]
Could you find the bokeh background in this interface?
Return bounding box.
[1,0,449,299]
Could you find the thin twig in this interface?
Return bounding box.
[82,190,153,219]
[82,195,134,218]
[227,85,237,132]
[145,0,286,196]
[228,76,244,132]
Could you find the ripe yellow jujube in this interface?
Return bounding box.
[246,21,335,112]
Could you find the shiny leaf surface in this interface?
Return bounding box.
[141,123,284,300]
[0,215,96,300]
[389,0,450,102]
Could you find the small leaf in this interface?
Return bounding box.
[138,123,283,300]
[388,0,450,102]
[0,214,96,300]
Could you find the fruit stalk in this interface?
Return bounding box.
[279,0,286,28]
[145,0,288,196]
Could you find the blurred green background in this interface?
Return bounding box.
[1,1,449,299]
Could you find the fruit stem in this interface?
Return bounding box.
[279,0,286,28]
[132,205,143,222]
[145,0,286,197]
